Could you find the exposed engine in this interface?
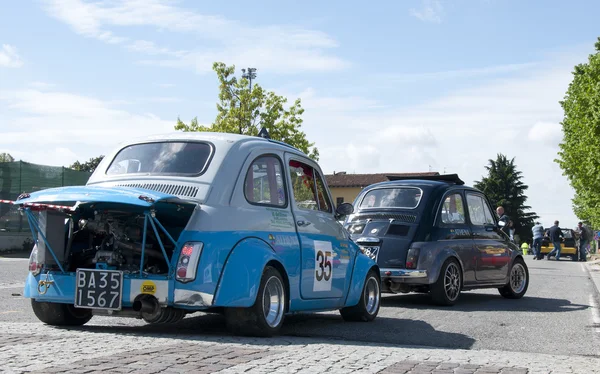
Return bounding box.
[68,211,175,275]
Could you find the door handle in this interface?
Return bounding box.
[297,220,311,227]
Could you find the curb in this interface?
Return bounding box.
[584,262,600,302]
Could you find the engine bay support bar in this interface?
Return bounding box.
[23,208,66,274]
[151,216,177,247]
[139,213,149,275]
[146,212,173,276]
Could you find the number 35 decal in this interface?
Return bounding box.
[313,241,333,292]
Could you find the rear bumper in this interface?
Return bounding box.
[23,272,214,309]
[380,268,428,279]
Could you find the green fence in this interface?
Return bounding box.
[0,161,91,232]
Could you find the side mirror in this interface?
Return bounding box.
[335,202,354,218]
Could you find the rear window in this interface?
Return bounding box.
[359,187,422,209]
[106,141,213,176]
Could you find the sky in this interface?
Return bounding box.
[1,0,599,229]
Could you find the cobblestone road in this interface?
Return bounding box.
[1,321,600,374]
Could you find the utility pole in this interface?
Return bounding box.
[241,68,257,91]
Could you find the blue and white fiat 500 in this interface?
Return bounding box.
[12,132,380,336]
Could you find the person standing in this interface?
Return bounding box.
[532,221,545,260]
[547,220,564,260]
[576,222,591,262]
[496,206,511,238]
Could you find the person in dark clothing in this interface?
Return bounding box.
[575,222,591,262]
[496,206,511,238]
[546,220,564,260]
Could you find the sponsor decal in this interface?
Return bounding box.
[141,280,156,295]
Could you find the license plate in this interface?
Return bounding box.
[74,269,123,310]
[360,246,380,261]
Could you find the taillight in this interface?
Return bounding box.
[28,245,43,276]
[406,247,420,269]
[176,242,203,283]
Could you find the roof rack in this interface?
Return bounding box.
[386,173,465,185]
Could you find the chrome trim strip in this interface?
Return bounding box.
[380,268,428,278]
[355,237,381,244]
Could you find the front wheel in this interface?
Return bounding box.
[431,258,462,306]
[340,270,380,322]
[31,300,92,326]
[225,266,286,337]
[498,257,529,299]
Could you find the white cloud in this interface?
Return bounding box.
[0,44,23,68]
[43,0,347,73]
[410,0,444,23]
[0,88,174,165]
[28,81,55,90]
[386,62,537,82]
[528,121,563,145]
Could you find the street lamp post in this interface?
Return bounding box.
[241,67,257,91]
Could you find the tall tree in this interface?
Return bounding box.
[474,154,539,242]
[556,38,600,228]
[0,153,14,162]
[69,156,104,173]
[175,62,319,160]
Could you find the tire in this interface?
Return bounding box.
[431,258,462,306]
[498,257,529,299]
[31,300,92,326]
[571,254,578,262]
[340,270,380,322]
[225,266,286,337]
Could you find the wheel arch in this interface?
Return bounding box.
[212,236,286,308]
[429,249,465,287]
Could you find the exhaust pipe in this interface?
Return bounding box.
[133,297,159,314]
[133,295,185,324]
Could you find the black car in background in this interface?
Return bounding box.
[343,174,528,306]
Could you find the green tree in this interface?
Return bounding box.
[556,38,600,228]
[175,62,319,160]
[69,156,104,173]
[0,153,14,162]
[474,154,539,242]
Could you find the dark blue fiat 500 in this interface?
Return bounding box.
[343,174,528,306]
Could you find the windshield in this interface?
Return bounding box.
[562,229,573,239]
[106,141,213,176]
[359,187,422,209]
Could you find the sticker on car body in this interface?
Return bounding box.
[313,240,333,292]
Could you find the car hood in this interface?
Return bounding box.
[13,185,197,213]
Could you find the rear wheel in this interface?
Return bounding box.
[340,270,380,322]
[225,266,286,337]
[431,258,462,306]
[498,257,529,299]
[31,300,92,326]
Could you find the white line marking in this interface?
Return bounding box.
[0,283,25,290]
[581,263,587,273]
[589,295,600,356]
[0,258,29,262]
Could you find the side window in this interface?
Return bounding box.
[289,160,318,211]
[440,193,465,224]
[466,194,494,225]
[315,172,332,213]
[481,198,496,224]
[244,156,286,207]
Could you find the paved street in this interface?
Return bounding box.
[2,253,600,373]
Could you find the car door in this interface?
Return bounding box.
[466,192,511,282]
[436,190,476,284]
[285,153,352,299]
